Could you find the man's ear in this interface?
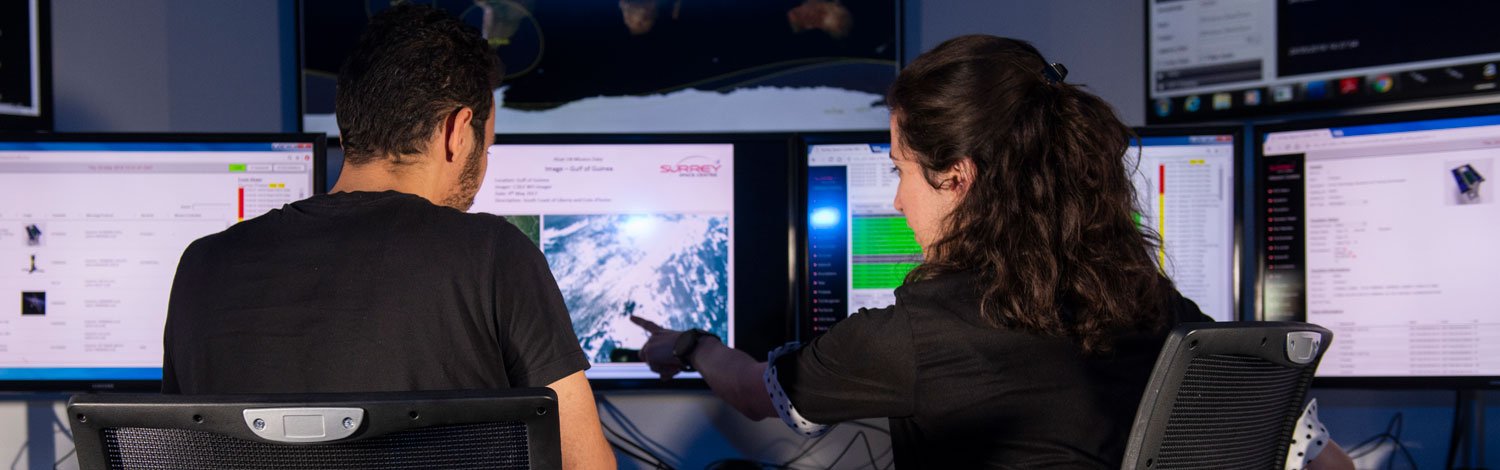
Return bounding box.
[443,107,476,163]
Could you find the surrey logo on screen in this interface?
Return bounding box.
[660,156,722,178]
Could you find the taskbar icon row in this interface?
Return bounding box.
[1150,60,1499,123]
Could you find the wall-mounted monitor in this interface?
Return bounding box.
[1147,0,1500,124]
[468,134,795,385]
[0,134,326,391]
[303,1,900,135]
[1257,105,1500,386]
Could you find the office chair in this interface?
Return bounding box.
[1121,322,1331,470]
[67,388,562,470]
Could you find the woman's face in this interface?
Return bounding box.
[890,118,968,257]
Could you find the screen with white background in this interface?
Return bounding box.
[1128,134,1238,322]
[471,143,735,380]
[0,140,318,382]
[1262,113,1500,378]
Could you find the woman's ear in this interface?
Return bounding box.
[947,157,978,194]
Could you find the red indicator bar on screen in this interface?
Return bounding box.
[238,187,245,221]
[1157,164,1166,267]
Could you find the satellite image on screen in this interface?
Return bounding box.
[540,213,730,363]
[504,215,542,245]
[304,0,898,134]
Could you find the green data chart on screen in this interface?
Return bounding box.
[851,216,921,290]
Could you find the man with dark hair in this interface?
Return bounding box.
[162,5,614,468]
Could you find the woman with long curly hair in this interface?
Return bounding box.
[638,35,1215,468]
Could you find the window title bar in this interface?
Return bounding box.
[0,142,315,152]
[1133,135,1235,147]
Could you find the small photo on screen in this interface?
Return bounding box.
[24,223,43,246]
[1446,158,1491,206]
[25,253,41,274]
[21,291,45,315]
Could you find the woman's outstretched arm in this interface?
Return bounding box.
[632,316,777,420]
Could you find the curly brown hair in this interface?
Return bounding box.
[889,35,1173,354]
[337,4,503,165]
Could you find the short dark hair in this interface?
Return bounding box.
[890,35,1171,354]
[336,5,503,165]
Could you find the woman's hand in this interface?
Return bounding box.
[630,316,684,380]
[632,315,777,420]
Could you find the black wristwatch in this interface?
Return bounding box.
[672,329,720,372]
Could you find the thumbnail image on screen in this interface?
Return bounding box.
[304,0,898,135]
[470,143,734,380]
[804,135,1237,337]
[0,0,41,118]
[1261,110,1500,379]
[1147,0,1500,124]
[0,139,320,382]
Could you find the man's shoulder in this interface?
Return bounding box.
[418,203,513,232]
[300,192,526,240]
[184,196,529,259]
[313,193,543,258]
[434,209,531,247]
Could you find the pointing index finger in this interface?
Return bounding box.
[629,315,665,334]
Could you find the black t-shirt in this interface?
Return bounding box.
[775,271,1210,469]
[162,191,587,394]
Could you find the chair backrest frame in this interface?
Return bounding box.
[1120,321,1332,470]
[68,388,561,470]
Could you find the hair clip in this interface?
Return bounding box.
[1043,62,1069,84]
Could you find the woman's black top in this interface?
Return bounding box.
[773,271,1211,469]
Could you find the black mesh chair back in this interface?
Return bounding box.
[1120,322,1331,470]
[67,388,561,470]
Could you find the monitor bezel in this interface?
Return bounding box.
[1132,125,1248,323]
[483,132,800,389]
[0,132,328,393]
[0,0,53,132]
[1252,103,1500,389]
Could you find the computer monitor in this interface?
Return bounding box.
[303,2,899,135]
[1130,128,1241,322]
[0,0,51,131]
[469,134,794,384]
[800,133,908,337]
[799,129,1240,339]
[1147,0,1500,124]
[0,134,326,391]
[1257,105,1500,386]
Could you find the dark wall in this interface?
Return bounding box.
[907,0,1146,125]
